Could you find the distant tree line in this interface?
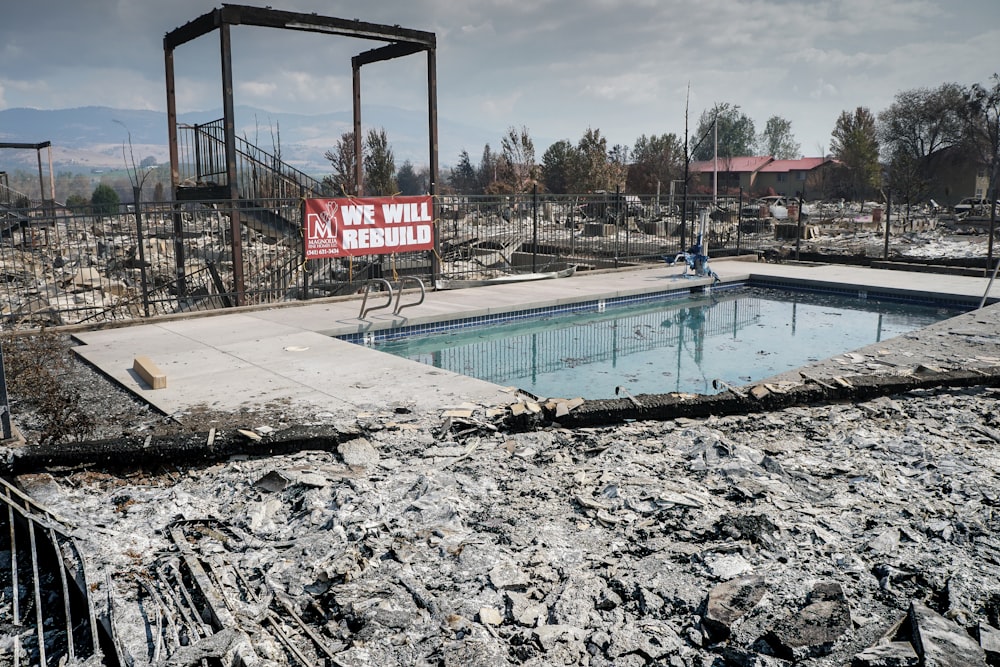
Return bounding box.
[322,75,998,207]
[3,162,170,209]
[12,76,997,209]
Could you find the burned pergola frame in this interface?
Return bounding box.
[163,3,438,198]
[163,4,440,303]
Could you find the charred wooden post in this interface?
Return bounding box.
[0,339,11,441]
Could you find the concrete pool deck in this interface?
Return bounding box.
[71,259,1000,418]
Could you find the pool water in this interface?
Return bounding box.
[375,287,963,400]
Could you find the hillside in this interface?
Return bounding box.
[0,105,498,176]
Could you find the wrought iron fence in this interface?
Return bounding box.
[434,191,776,277]
[0,189,949,330]
[0,198,309,328]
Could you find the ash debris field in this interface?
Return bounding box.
[3,302,1000,665]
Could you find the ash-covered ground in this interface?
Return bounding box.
[4,250,1000,666]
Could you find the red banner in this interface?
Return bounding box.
[303,196,434,259]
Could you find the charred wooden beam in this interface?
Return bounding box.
[529,366,1000,428]
[0,142,51,150]
[162,9,219,50]
[163,5,435,51]
[4,425,362,475]
[353,41,427,67]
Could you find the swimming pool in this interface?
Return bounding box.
[374,287,963,400]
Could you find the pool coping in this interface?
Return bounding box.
[69,260,1000,419]
[334,268,985,344]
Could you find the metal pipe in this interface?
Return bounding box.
[134,187,151,317]
[35,145,45,205]
[47,144,55,203]
[795,193,803,261]
[979,256,1000,310]
[359,279,394,319]
[48,527,76,662]
[7,503,20,666]
[28,521,47,667]
[394,277,425,315]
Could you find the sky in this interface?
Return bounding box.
[1,0,998,162]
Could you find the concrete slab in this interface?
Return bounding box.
[70,260,1000,418]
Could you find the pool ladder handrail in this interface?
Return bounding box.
[358,277,426,319]
[358,279,393,319]
[394,276,425,315]
[980,256,1000,309]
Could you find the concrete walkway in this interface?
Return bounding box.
[71,259,999,417]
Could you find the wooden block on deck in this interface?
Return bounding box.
[133,355,167,390]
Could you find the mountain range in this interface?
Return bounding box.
[0,105,502,176]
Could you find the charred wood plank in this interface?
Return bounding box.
[5,424,361,475]
[550,366,1000,428]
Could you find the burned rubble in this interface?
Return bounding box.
[4,356,1000,665]
[3,260,1000,665]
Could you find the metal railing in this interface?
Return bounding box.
[0,198,310,328]
[0,477,117,666]
[0,190,981,331]
[176,119,328,199]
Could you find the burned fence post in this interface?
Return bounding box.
[172,203,187,305]
[301,199,310,300]
[736,186,743,251]
[134,186,151,317]
[0,339,12,441]
[795,191,803,261]
[532,184,538,273]
[614,185,621,269]
[883,189,892,260]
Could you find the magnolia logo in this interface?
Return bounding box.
[307,200,340,239]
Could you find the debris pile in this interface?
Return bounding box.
[3,207,1000,664]
[7,373,999,665]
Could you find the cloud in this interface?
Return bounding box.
[793,48,881,70]
[459,22,495,37]
[2,0,998,171]
[238,72,352,113]
[809,80,839,100]
[239,81,280,101]
[173,77,221,114]
[477,91,524,120]
[580,73,663,106]
[0,78,56,109]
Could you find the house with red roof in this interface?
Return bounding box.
[690,156,837,198]
[689,156,773,194]
[755,157,837,198]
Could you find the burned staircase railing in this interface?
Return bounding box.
[174,121,330,306]
[0,181,34,238]
[176,120,326,201]
[0,477,122,666]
